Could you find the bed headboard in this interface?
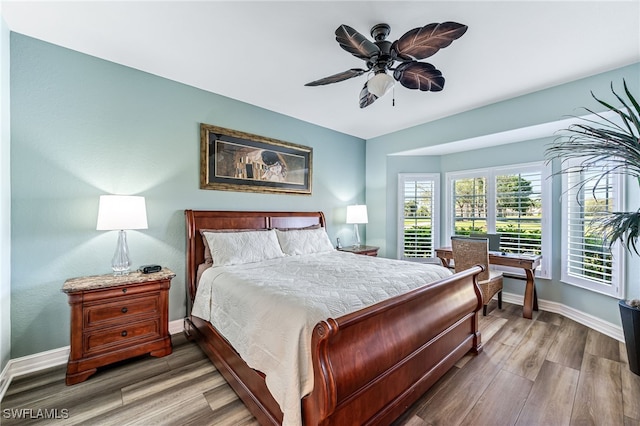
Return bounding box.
[184,210,326,304]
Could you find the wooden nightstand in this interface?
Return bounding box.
[338,245,379,256]
[62,268,175,385]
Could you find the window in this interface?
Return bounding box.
[398,173,440,259]
[451,173,487,234]
[495,171,545,254]
[561,160,624,297]
[446,162,551,278]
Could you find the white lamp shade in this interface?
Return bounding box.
[346,205,368,224]
[367,73,395,98]
[96,195,148,231]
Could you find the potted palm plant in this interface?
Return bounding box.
[545,79,640,375]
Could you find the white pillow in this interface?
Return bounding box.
[275,227,335,256]
[203,229,285,266]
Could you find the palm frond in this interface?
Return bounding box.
[594,210,640,256]
[546,81,640,179]
[623,80,640,123]
[545,79,640,256]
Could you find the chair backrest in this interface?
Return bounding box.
[451,236,490,281]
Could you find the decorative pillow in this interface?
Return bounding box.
[203,229,285,266]
[200,228,269,265]
[275,227,335,256]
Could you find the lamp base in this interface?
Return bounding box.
[111,230,132,275]
[353,224,361,248]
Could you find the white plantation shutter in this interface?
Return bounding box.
[398,174,439,259]
[562,160,624,297]
[495,170,543,255]
[452,176,487,234]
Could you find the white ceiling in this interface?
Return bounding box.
[2,1,639,140]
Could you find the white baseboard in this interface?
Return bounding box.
[0,344,70,402]
[169,318,185,335]
[0,319,185,402]
[0,363,9,403]
[502,292,624,342]
[0,303,626,402]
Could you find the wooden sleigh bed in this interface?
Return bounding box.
[184,210,484,425]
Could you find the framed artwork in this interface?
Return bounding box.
[200,123,312,195]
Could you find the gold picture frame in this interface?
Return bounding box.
[200,123,312,195]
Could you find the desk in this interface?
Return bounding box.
[435,247,542,319]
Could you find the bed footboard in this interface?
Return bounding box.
[303,265,483,426]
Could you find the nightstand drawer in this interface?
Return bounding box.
[84,318,161,355]
[81,282,165,303]
[84,295,159,328]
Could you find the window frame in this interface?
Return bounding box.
[397,173,440,260]
[445,161,552,279]
[560,159,625,298]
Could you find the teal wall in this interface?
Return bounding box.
[367,63,640,327]
[8,31,640,358]
[1,16,11,373]
[10,34,365,358]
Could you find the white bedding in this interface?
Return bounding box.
[191,250,452,426]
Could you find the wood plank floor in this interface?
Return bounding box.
[2,302,640,425]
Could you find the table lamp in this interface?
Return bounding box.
[96,195,148,275]
[346,204,368,248]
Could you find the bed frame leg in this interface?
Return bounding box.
[471,312,483,354]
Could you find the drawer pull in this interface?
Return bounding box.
[121,307,128,313]
[121,330,128,337]
[122,288,127,293]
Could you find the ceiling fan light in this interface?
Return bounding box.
[368,73,395,98]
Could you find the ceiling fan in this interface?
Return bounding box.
[305,22,468,108]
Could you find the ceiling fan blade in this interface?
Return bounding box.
[335,25,380,60]
[359,83,378,108]
[393,22,468,61]
[393,61,445,91]
[305,68,366,86]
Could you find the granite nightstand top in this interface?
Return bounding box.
[62,268,175,293]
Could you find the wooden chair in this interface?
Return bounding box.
[451,236,503,316]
